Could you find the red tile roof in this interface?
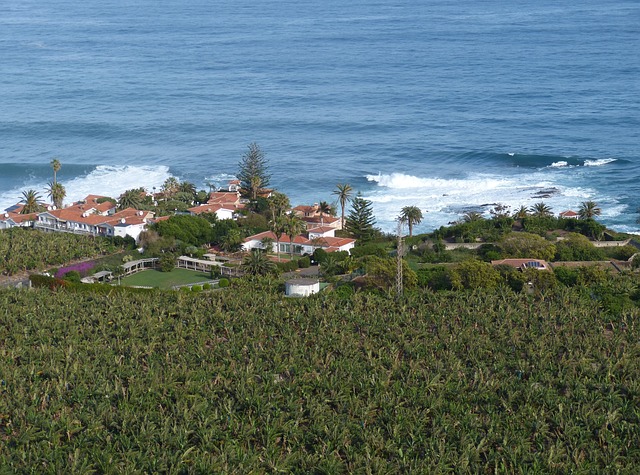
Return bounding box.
[189,203,239,213]
[1,212,37,223]
[308,226,335,234]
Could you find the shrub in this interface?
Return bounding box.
[363,256,417,291]
[449,259,501,290]
[218,278,230,288]
[30,274,64,289]
[334,283,355,299]
[494,264,526,292]
[522,268,558,293]
[191,285,202,292]
[603,245,638,261]
[276,260,298,273]
[55,261,95,278]
[553,266,579,287]
[554,233,604,261]
[580,219,606,240]
[350,244,388,259]
[202,283,212,290]
[159,254,175,273]
[63,271,82,283]
[499,232,556,261]
[576,266,609,285]
[297,256,311,268]
[312,248,328,265]
[416,266,452,291]
[478,243,503,262]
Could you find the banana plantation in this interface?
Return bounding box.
[0,228,118,276]
[1,279,638,473]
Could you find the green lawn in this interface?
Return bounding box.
[120,268,214,289]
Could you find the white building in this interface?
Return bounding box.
[285,278,320,297]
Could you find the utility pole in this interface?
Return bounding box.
[396,218,404,298]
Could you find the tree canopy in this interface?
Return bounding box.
[345,192,377,243]
[237,143,271,200]
[332,183,353,228]
[578,201,602,219]
[46,182,66,209]
[20,189,45,214]
[400,206,423,237]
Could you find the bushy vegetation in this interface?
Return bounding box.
[0,228,119,276]
[0,283,639,472]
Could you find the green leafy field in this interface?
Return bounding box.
[1,282,639,472]
[0,228,117,275]
[119,268,214,289]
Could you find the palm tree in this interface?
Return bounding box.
[270,215,287,262]
[400,206,423,237]
[50,158,61,184]
[320,255,339,277]
[161,177,180,199]
[221,228,243,252]
[578,201,601,219]
[267,191,290,222]
[260,237,275,254]
[241,249,275,276]
[318,200,332,226]
[332,183,353,229]
[118,189,144,210]
[20,189,45,214]
[529,202,553,218]
[513,205,529,220]
[283,214,306,259]
[462,211,483,223]
[178,181,197,196]
[46,182,66,209]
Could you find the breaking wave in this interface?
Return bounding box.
[584,158,617,167]
[363,171,602,234]
[1,165,172,211]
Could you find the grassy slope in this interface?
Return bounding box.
[0,282,638,473]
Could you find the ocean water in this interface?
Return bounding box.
[1,0,639,233]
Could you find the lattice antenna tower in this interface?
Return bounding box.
[396,217,404,297]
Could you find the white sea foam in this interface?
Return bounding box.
[363,171,603,233]
[204,173,238,190]
[63,165,173,202]
[549,161,569,168]
[584,158,617,167]
[600,203,628,219]
[0,165,172,211]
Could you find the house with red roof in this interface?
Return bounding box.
[0,211,38,230]
[292,204,321,218]
[559,210,579,219]
[243,226,356,256]
[187,189,246,220]
[187,204,236,221]
[33,195,153,242]
[301,215,342,230]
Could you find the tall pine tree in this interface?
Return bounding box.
[237,143,271,200]
[345,192,377,243]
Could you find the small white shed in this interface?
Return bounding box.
[285,278,320,297]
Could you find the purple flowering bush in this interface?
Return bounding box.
[55,261,95,278]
